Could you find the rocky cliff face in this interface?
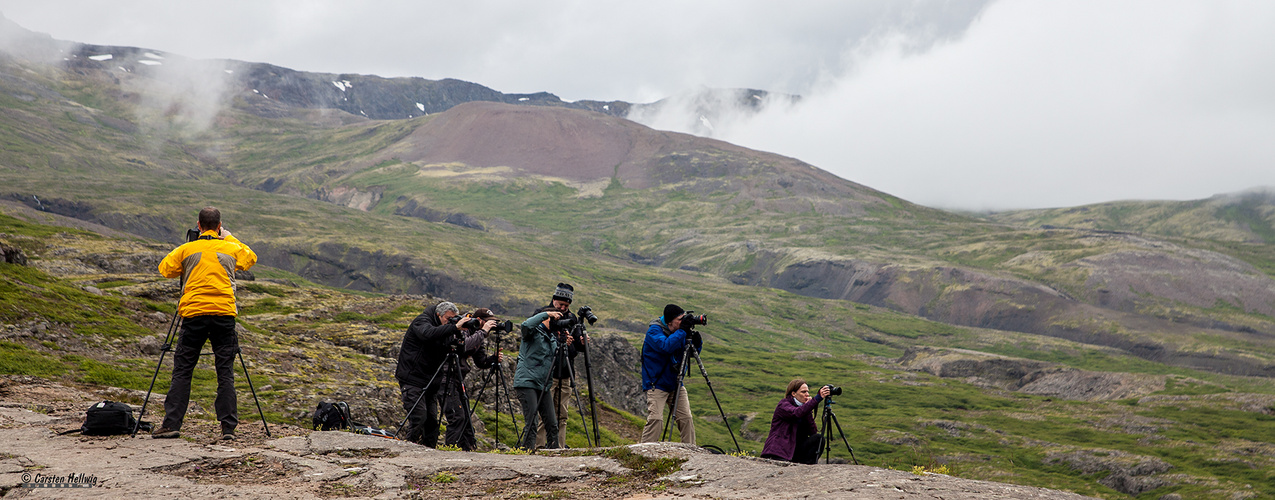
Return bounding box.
[897,347,1168,401]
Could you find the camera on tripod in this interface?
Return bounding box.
[822,384,843,397]
[680,311,708,327]
[577,306,598,325]
[449,314,483,331]
[549,315,576,332]
[490,319,514,334]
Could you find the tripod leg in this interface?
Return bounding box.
[820,404,832,464]
[394,353,451,443]
[578,325,600,445]
[496,364,520,448]
[134,311,182,436]
[662,344,693,442]
[826,410,859,465]
[690,349,739,452]
[466,365,497,446]
[445,354,478,450]
[237,349,271,437]
[564,359,593,448]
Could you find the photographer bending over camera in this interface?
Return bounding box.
[152,207,256,441]
[395,301,463,447]
[639,304,702,444]
[761,379,829,464]
[514,306,564,450]
[536,283,585,448]
[439,308,502,451]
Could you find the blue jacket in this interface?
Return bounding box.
[640,317,700,392]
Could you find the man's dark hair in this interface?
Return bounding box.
[663,304,684,323]
[198,207,221,231]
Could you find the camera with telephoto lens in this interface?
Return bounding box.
[550,314,577,332]
[680,311,708,327]
[489,319,513,335]
[185,228,201,243]
[449,314,483,331]
[823,384,843,397]
[577,306,598,325]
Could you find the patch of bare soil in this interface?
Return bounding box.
[148,453,301,485]
[596,404,641,442]
[402,466,657,500]
[156,417,311,447]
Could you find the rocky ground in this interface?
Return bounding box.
[0,380,1099,500]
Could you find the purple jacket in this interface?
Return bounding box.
[760,394,822,461]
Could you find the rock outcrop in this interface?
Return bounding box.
[897,347,1167,401]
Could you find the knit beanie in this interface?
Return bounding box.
[663,304,684,323]
[552,283,574,304]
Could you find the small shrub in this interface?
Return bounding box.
[430,471,457,483]
[911,464,951,476]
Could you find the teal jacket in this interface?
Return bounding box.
[513,312,558,391]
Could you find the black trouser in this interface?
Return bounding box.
[400,382,440,447]
[516,387,558,451]
[162,315,239,433]
[441,377,476,450]
[793,432,824,465]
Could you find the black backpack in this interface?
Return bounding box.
[80,401,147,435]
[312,401,351,431]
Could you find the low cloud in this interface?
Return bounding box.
[629,1,1275,210]
[120,52,235,139]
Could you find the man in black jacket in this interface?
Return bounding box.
[535,283,585,448]
[396,301,462,447]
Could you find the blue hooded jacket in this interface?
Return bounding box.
[640,317,700,392]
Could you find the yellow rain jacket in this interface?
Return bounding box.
[158,230,257,318]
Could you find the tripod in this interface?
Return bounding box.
[133,306,270,437]
[660,330,741,452]
[575,323,601,445]
[817,397,859,465]
[394,348,474,447]
[467,330,519,447]
[523,329,593,448]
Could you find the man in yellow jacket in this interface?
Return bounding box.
[152,207,257,440]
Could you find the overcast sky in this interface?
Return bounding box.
[2,0,1273,210]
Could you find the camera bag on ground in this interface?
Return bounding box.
[78,401,149,435]
[312,401,352,431]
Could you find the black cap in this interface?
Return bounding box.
[552,283,574,304]
[663,304,684,323]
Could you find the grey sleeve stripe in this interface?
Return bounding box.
[180,253,202,291]
[217,252,239,307]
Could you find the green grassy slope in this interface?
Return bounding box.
[6,209,1275,499]
[4,51,1275,498]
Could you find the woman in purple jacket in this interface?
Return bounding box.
[760,379,830,464]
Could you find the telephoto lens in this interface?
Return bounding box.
[681,312,708,327]
[824,385,843,396]
[550,316,577,332]
[578,306,598,325]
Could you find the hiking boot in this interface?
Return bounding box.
[151,427,180,439]
[221,432,236,441]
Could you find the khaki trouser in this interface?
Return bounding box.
[535,378,572,448]
[640,386,694,444]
